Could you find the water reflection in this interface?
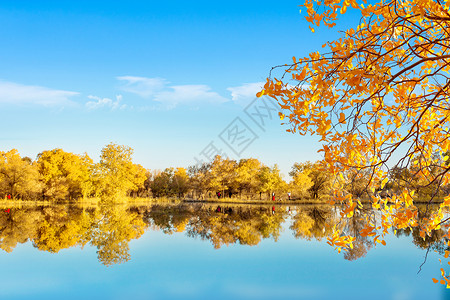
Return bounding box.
[0,202,448,266]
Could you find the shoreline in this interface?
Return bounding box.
[0,197,443,208]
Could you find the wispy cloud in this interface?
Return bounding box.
[0,80,79,106]
[85,95,126,110]
[116,76,167,98]
[227,82,264,106]
[153,84,228,107]
[117,76,228,108]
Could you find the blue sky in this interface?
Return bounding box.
[0,0,359,177]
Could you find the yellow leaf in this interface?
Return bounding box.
[256,90,265,97]
[339,112,346,123]
[381,177,388,189]
[433,278,439,284]
[279,112,285,120]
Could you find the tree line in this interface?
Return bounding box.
[0,144,330,201]
[0,143,447,201]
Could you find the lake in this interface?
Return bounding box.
[0,202,449,299]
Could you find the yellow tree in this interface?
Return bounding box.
[290,161,330,199]
[289,169,313,200]
[236,158,262,199]
[209,155,238,197]
[172,167,190,198]
[259,0,450,285]
[79,153,96,199]
[257,164,286,199]
[0,150,41,199]
[188,163,212,200]
[96,143,146,200]
[37,149,92,201]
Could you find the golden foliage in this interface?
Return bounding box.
[260,0,450,285]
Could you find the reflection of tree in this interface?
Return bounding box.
[188,206,286,248]
[146,204,286,249]
[34,206,92,252]
[290,205,374,261]
[2,203,450,267]
[395,225,450,256]
[89,203,146,266]
[0,204,148,266]
[342,211,374,261]
[0,208,42,252]
[145,204,193,234]
[344,240,369,261]
[290,206,334,241]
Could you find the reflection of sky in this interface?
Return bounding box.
[0,220,449,300]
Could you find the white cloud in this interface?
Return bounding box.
[228,82,264,101]
[0,80,79,106]
[85,94,126,110]
[116,76,168,98]
[117,76,228,108]
[227,82,264,106]
[153,84,228,106]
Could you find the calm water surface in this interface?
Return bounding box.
[0,203,448,300]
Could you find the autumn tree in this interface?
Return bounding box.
[0,149,41,200]
[289,161,331,199]
[258,164,286,199]
[171,168,190,198]
[79,154,96,199]
[235,158,263,199]
[259,0,450,285]
[37,149,92,201]
[288,167,313,200]
[96,143,146,200]
[150,167,190,198]
[209,155,238,197]
[343,168,373,199]
[188,163,212,200]
[130,169,152,198]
